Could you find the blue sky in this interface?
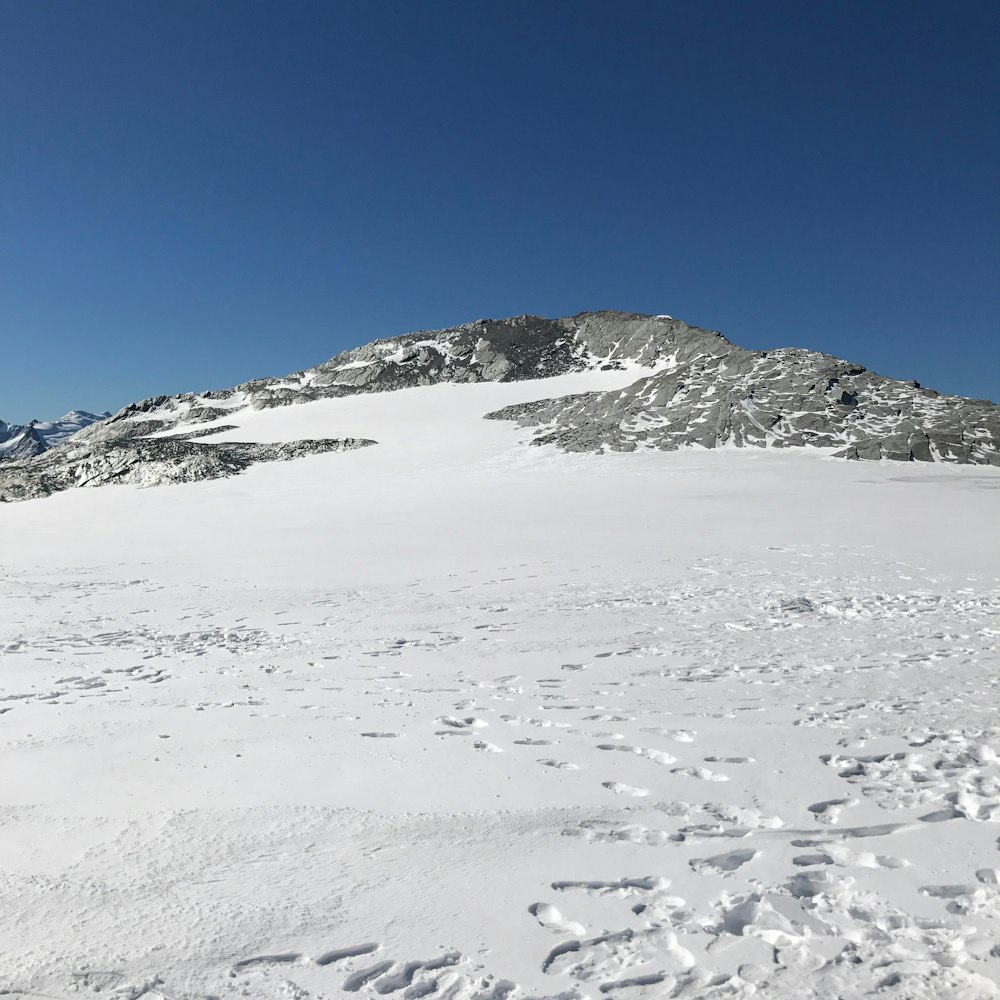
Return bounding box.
[1,0,997,421]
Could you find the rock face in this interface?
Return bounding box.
[0,425,50,462]
[1,311,997,503]
[484,340,1000,465]
[259,312,728,402]
[0,433,375,503]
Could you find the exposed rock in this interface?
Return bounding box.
[483,336,1000,467]
[0,425,50,461]
[0,436,375,503]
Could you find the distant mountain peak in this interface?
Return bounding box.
[0,409,109,461]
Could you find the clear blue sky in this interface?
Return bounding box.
[1,0,997,421]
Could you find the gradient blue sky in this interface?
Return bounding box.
[1,0,997,421]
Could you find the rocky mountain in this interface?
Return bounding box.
[484,340,1000,463]
[0,410,111,461]
[1,312,997,502]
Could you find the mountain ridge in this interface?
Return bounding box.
[1,311,997,503]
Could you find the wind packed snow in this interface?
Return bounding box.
[1,373,999,999]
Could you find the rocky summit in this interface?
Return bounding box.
[1,312,997,502]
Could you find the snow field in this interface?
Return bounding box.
[0,376,998,999]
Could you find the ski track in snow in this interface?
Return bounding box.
[0,378,998,999]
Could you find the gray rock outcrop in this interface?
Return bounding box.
[0,432,375,502]
[484,338,1000,465]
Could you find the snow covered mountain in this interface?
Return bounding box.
[2,312,1000,999]
[0,409,110,461]
[1,312,997,502]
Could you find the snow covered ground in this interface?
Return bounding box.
[1,373,999,999]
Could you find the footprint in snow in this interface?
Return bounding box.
[315,943,380,966]
[528,902,586,936]
[342,961,395,992]
[671,765,728,782]
[602,781,649,797]
[232,952,302,971]
[553,876,669,895]
[438,715,488,729]
[642,727,695,743]
[808,797,858,824]
[596,744,676,765]
[689,848,757,874]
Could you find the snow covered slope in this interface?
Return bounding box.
[0,356,999,999]
[1,312,997,502]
